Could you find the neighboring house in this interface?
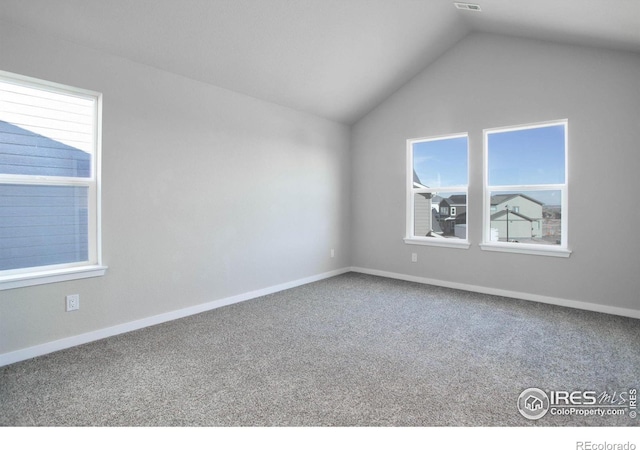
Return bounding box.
[430,195,443,234]
[0,120,91,177]
[438,195,467,236]
[490,193,543,241]
[412,170,444,237]
[0,120,91,270]
[413,170,432,237]
[413,192,433,237]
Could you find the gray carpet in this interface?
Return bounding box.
[1,272,639,426]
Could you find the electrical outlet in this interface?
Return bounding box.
[66,294,80,312]
[411,253,418,263]
[331,248,335,258]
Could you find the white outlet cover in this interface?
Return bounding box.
[66,294,80,311]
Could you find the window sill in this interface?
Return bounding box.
[404,237,471,250]
[479,242,571,258]
[0,265,108,291]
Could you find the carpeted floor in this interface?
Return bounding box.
[1,272,639,426]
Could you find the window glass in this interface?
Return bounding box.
[0,184,88,270]
[488,190,562,245]
[484,121,568,254]
[408,135,468,244]
[488,124,565,186]
[413,136,468,187]
[0,71,101,283]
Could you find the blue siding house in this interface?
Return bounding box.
[0,120,90,177]
[0,120,91,270]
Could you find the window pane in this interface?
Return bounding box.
[0,78,94,178]
[414,191,467,239]
[412,136,468,188]
[0,184,89,270]
[488,124,565,186]
[489,190,562,245]
[0,120,91,177]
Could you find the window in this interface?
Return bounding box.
[0,70,105,289]
[405,133,469,248]
[481,120,570,257]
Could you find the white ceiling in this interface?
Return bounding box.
[1,0,638,124]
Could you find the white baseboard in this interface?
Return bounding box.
[4,266,637,367]
[350,266,640,320]
[0,267,351,367]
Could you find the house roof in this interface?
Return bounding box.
[440,195,467,206]
[413,170,429,189]
[491,193,543,206]
[1,0,638,125]
[0,120,90,177]
[0,120,86,152]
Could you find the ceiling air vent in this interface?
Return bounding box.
[454,2,482,11]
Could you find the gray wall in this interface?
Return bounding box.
[351,32,640,312]
[2,25,639,359]
[0,22,351,355]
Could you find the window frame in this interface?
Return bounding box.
[0,70,106,290]
[404,132,470,249]
[480,119,571,258]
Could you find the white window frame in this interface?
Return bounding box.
[0,70,106,290]
[404,133,470,249]
[480,119,571,258]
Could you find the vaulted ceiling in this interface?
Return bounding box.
[1,0,638,124]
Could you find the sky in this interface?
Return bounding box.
[413,124,566,206]
[412,135,468,187]
[487,124,566,187]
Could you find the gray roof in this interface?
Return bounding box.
[412,170,429,189]
[440,194,466,206]
[491,193,543,206]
